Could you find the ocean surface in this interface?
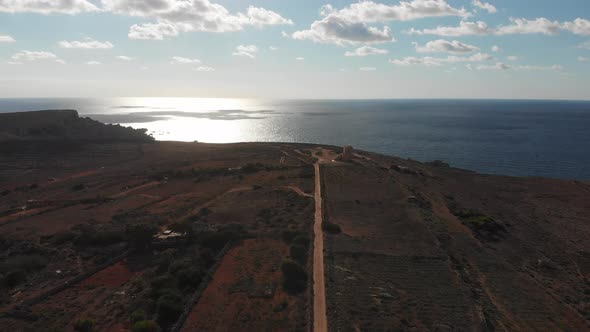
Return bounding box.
[1,98,589,180]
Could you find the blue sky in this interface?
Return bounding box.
[0,0,589,99]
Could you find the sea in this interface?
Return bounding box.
[1,98,589,180]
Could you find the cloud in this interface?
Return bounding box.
[476,62,562,71]
[344,46,389,56]
[10,50,64,64]
[195,66,215,71]
[359,67,376,71]
[269,46,278,51]
[406,18,590,37]
[116,55,134,61]
[578,56,589,62]
[0,0,98,14]
[102,0,292,39]
[292,0,469,45]
[128,22,179,40]
[405,20,491,36]
[296,57,304,61]
[55,59,66,64]
[389,52,493,66]
[170,56,201,64]
[578,41,590,50]
[0,35,15,42]
[472,0,496,14]
[58,38,114,49]
[292,15,393,45]
[507,55,519,61]
[86,61,101,65]
[232,44,258,58]
[413,39,479,54]
[491,45,501,52]
[561,18,590,36]
[496,18,561,35]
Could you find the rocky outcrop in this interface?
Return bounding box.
[0,110,153,142]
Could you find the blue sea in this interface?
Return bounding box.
[1,98,589,180]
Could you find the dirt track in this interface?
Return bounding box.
[313,162,328,332]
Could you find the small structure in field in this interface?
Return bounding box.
[336,146,354,162]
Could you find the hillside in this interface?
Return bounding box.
[0,110,153,142]
[0,112,589,331]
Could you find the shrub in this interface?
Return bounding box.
[72,183,86,191]
[132,320,160,332]
[130,309,147,324]
[73,319,95,332]
[2,269,26,288]
[156,293,183,326]
[3,254,47,272]
[292,235,310,249]
[290,245,308,265]
[75,227,124,246]
[150,275,178,299]
[281,230,302,244]
[281,260,307,293]
[322,222,341,234]
[126,223,158,250]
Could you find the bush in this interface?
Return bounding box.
[2,269,26,288]
[72,183,86,191]
[126,223,158,250]
[3,254,47,272]
[73,319,95,332]
[281,260,307,293]
[281,230,302,244]
[292,235,310,249]
[322,222,341,234]
[75,227,124,246]
[290,245,308,265]
[156,293,184,326]
[150,275,178,299]
[130,309,147,324]
[132,320,160,332]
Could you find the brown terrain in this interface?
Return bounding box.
[0,110,590,331]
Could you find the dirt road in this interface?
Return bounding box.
[313,162,328,332]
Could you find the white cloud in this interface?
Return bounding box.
[344,46,389,56]
[292,15,394,45]
[170,56,201,64]
[476,62,562,71]
[59,38,114,49]
[405,21,491,36]
[11,50,63,64]
[102,0,292,39]
[232,44,258,58]
[507,55,519,61]
[578,41,590,50]
[491,45,501,52]
[578,56,589,62]
[128,22,179,40]
[0,0,98,14]
[413,39,479,54]
[496,18,561,35]
[55,59,66,64]
[116,55,134,61]
[561,18,590,36]
[360,67,376,71]
[407,18,590,37]
[389,52,493,66]
[86,61,101,65]
[269,46,278,51]
[476,62,510,70]
[296,57,304,61]
[472,0,496,14]
[195,66,215,71]
[292,0,469,45]
[0,35,15,42]
[465,64,473,70]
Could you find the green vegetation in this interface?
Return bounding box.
[71,183,86,191]
[1,254,47,288]
[73,319,95,332]
[132,320,160,332]
[130,309,147,324]
[281,260,307,293]
[454,209,495,227]
[156,293,184,326]
[126,223,158,250]
[322,221,342,234]
[290,245,308,265]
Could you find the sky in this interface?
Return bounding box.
[0,0,589,99]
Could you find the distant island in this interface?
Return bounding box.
[0,110,589,331]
